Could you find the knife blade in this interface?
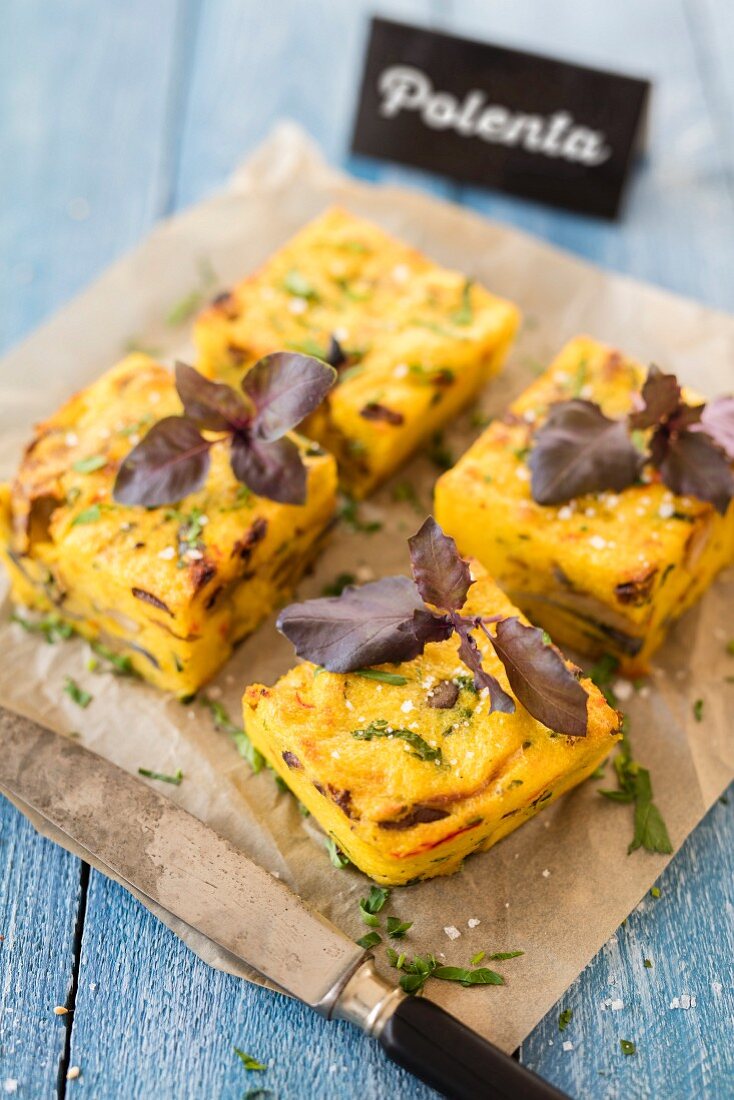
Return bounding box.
[0,706,568,1100]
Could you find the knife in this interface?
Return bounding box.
[0,706,568,1100]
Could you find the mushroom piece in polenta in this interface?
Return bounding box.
[243,519,621,885]
[195,207,520,497]
[0,353,338,695]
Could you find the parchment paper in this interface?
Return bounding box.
[1,123,732,1054]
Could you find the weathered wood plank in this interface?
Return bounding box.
[68,868,438,1100]
[0,798,81,1097]
[523,785,734,1098]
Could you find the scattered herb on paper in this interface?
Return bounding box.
[386,916,413,939]
[199,694,264,773]
[12,612,74,644]
[433,966,504,988]
[63,677,92,709]
[488,950,525,960]
[599,732,672,855]
[138,768,183,786]
[337,494,383,534]
[356,931,382,950]
[233,1048,267,1072]
[325,838,351,869]
[693,698,704,722]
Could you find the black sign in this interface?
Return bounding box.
[351,18,650,219]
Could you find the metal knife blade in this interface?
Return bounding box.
[0,706,363,1011]
[0,705,569,1100]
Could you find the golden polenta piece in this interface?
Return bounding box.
[243,570,620,886]
[435,336,734,676]
[195,207,520,496]
[0,354,337,695]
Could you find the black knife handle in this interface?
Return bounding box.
[379,995,570,1100]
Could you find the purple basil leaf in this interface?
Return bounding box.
[175,362,249,431]
[489,618,588,736]
[408,517,472,611]
[529,399,641,505]
[657,429,734,515]
[113,416,211,507]
[692,395,734,459]
[454,619,514,713]
[230,432,307,505]
[628,365,682,430]
[243,352,337,441]
[276,576,450,672]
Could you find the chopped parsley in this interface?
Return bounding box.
[391,481,423,513]
[386,916,413,939]
[650,886,661,898]
[138,767,183,786]
[233,1047,267,1072]
[558,1008,573,1032]
[337,495,382,534]
[11,612,74,644]
[450,279,474,326]
[199,694,264,773]
[325,838,350,869]
[321,572,356,597]
[71,504,102,526]
[71,454,107,474]
[63,677,92,708]
[282,269,319,301]
[352,719,441,764]
[620,1039,636,1056]
[354,669,408,686]
[425,431,454,471]
[599,734,673,855]
[356,931,382,950]
[166,259,217,326]
[643,958,653,968]
[433,966,504,988]
[488,950,524,960]
[471,951,485,966]
[727,639,734,656]
[693,698,704,722]
[359,885,390,926]
[89,641,134,676]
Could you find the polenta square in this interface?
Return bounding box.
[244,569,620,886]
[195,207,519,496]
[435,336,734,676]
[0,354,337,695]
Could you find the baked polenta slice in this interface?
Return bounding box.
[435,336,734,676]
[243,569,620,886]
[0,354,337,695]
[195,207,520,496]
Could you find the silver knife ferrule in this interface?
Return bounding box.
[330,957,406,1038]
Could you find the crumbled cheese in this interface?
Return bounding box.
[613,680,633,702]
[467,918,481,928]
[345,699,354,710]
[356,564,375,583]
[392,264,410,283]
[557,506,573,520]
[400,700,414,714]
[443,925,461,940]
[589,535,607,550]
[332,326,349,343]
[523,409,537,423]
[658,501,675,519]
[393,363,409,378]
[149,391,161,405]
[331,751,340,760]
[185,548,204,560]
[288,297,308,314]
[515,466,530,481]
[65,432,79,447]
[542,869,551,878]
[562,1040,574,1052]
[157,546,175,560]
[585,507,596,517]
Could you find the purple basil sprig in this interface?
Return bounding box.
[529,365,734,514]
[113,355,336,507]
[277,517,589,736]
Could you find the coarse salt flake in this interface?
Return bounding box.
[467,918,481,928]
[562,1041,574,1052]
[613,680,633,702]
[65,432,79,447]
[658,502,675,519]
[3,1082,18,1094]
[288,297,308,314]
[400,700,414,714]
[610,998,623,1011]
[542,869,551,878]
[589,535,607,550]
[443,925,461,940]
[158,546,175,560]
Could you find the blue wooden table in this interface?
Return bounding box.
[1,3,733,1097]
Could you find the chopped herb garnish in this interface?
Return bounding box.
[470,951,485,966]
[599,734,673,855]
[352,720,442,764]
[398,954,439,994]
[325,838,351,869]
[200,694,264,773]
[354,669,408,686]
[71,504,102,526]
[359,885,390,926]
[282,269,319,301]
[651,886,661,898]
[726,639,734,656]
[138,767,183,785]
[558,1008,573,1032]
[12,612,74,644]
[433,966,504,987]
[450,279,474,326]
[89,641,135,676]
[386,916,413,939]
[391,481,424,513]
[63,677,92,708]
[426,431,454,471]
[337,494,382,534]
[72,454,107,474]
[620,1039,636,1056]
[643,958,653,968]
[588,652,620,706]
[356,931,382,950]
[233,1047,267,1072]
[321,572,357,597]
[693,698,704,722]
[488,950,524,960]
